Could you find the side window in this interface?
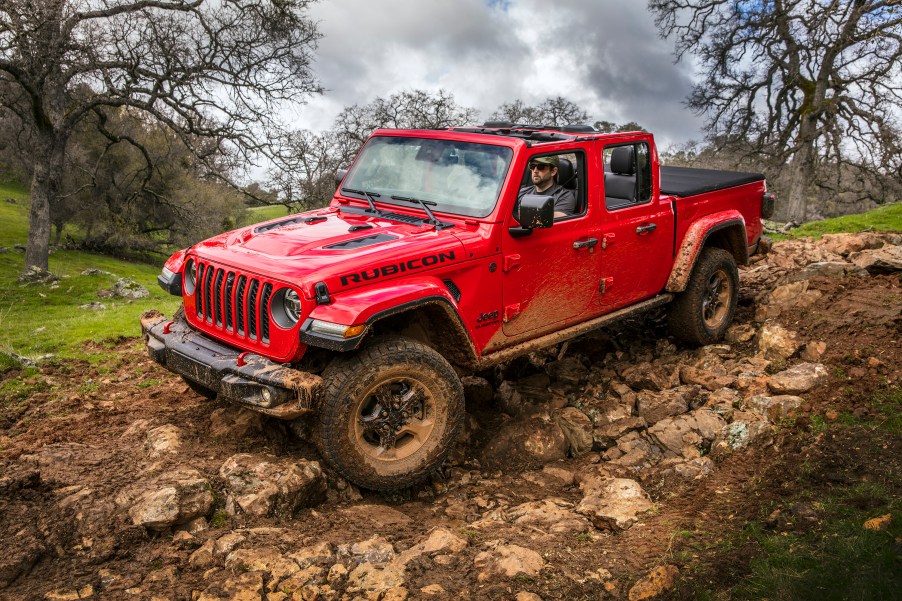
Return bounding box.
[603,142,652,210]
[517,151,586,220]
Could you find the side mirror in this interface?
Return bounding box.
[335,168,348,190]
[510,194,554,237]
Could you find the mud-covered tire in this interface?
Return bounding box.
[669,247,739,346]
[182,376,217,400]
[316,336,464,491]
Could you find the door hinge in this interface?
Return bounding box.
[503,254,521,273]
[601,233,615,250]
[503,303,521,322]
[599,277,614,294]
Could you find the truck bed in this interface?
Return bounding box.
[660,165,764,198]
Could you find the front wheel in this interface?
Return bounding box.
[668,247,739,346]
[316,337,464,491]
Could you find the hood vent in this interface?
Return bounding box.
[254,215,327,233]
[324,233,397,250]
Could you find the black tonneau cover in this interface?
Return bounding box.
[660,165,764,198]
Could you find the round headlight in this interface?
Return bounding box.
[184,259,197,294]
[283,289,301,324]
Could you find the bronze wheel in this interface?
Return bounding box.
[316,336,463,491]
[669,247,739,346]
[701,267,733,330]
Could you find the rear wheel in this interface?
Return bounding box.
[669,247,739,346]
[316,337,464,491]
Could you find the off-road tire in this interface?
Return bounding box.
[316,336,464,491]
[182,376,217,400]
[669,247,739,346]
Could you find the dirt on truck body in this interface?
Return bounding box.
[143,122,773,491]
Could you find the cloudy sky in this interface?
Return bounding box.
[285,0,705,150]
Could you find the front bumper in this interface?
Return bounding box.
[140,310,322,420]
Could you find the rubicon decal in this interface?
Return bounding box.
[339,251,456,287]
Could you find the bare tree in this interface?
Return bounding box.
[0,0,321,274]
[650,0,902,222]
[491,96,589,127]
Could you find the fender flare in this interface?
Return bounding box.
[666,212,747,293]
[300,277,477,363]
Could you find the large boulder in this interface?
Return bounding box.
[849,245,902,275]
[757,322,801,360]
[646,409,727,459]
[553,407,594,456]
[743,395,804,421]
[576,477,655,532]
[767,363,829,394]
[116,466,214,530]
[480,411,569,469]
[473,543,544,582]
[219,453,327,517]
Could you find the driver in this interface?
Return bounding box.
[517,155,577,218]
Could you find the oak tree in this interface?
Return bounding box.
[0,0,321,273]
[650,0,902,221]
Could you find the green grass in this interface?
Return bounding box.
[0,183,180,361]
[237,204,290,227]
[776,202,902,239]
[731,483,901,601]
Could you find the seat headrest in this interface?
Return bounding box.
[556,157,576,189]
[610,146,635,175]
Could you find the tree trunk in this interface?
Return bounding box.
[782,115,819,223]
[24,133,66,273]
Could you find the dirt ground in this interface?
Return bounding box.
[1,267,900,600]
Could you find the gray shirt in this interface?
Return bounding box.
[517,183,578,216]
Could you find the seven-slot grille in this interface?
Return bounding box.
[193,261,274,344]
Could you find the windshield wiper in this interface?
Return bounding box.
[390,195,452,229]
[341,188,381,213]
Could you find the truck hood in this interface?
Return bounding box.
[189,208,467,298]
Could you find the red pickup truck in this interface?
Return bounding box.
[142,124,774,490]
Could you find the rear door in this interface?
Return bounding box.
[597,139,674,308]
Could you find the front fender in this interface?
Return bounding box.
[666,211,746,292]
[300,276,466,352]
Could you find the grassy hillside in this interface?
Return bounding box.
[777,202,902,239]
[0,183,180,362]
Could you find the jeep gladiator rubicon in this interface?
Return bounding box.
[142,124,774,490]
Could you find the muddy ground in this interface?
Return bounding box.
[1,244,900,601]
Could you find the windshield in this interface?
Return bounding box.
[342,136,513,218]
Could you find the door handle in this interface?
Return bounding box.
[573,237,598,250]
[636,223,657,234]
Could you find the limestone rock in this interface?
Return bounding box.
[196,571,263,601]
[767,363,828,394]
[620,362,678,392]
[214,532,247,558]
[849,245,902,275]
[219,453,326,517]
[593,416,646,449]
[545,357,587,386]
[757,322,800,360]
[505,498,592,535]
[480,411,569,468]
[743,395,804,421]
[800,341,827,362]
[340,535,395,564]
[473,543,544,581]
[145,425,182,457]
[576,477,654,531]
[646,409,727,459]
[725,323,756,343]
[711,421,773,456]
[398,528,467,565]
[98,277,149,300]
[117,466,213,530]
[786,261,867,281]
[635,387,696,425]
[553,407,594,456]
[346,562,406,594]
[604,431,663,470]
[818,232,885,256]
[628,564,679,601]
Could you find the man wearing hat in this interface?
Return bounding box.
[517,155,577,218]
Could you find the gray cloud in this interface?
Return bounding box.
[293,0,703,147]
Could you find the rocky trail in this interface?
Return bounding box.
[1,233,900,601]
